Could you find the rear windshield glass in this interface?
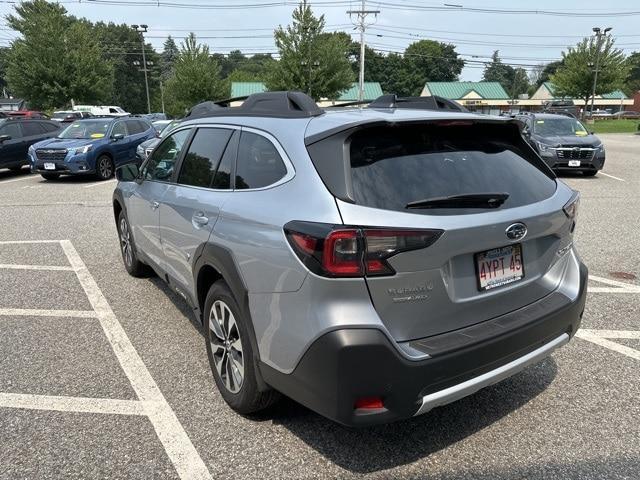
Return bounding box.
[349,124,556,214]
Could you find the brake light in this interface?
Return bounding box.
[284,221,443,278]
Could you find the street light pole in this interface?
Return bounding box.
[132,24,151,114]
[347,1,379,103]
[590,26,612,117]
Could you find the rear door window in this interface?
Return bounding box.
[349,123,556,213]
[177,128,233,188]
[235,131,287,189]
[22,122,44,136]
[125,120,144,135]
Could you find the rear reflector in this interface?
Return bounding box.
[354,397,384,410]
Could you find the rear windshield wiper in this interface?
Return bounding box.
[405,193,509,210]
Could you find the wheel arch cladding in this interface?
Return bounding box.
[194,242,270,391]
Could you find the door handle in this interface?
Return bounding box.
[150,201,160,210]
[192,212,209,226]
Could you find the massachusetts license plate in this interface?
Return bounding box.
[568,160,581,167]
[44,162,56,170]
[475,244,524,291]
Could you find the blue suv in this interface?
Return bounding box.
[30,117,155,180]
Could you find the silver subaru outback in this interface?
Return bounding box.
[113,92,587,426]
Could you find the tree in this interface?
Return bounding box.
[266,2,353,100]
[403,40,464,95]
[551,36,629,118]
[160,36,179,81]
[5,0,113,109]
[163,33,226,116]
[0,47,8,94]
[483,51,514,87]
[93,21,159,114]
[625,52,640,96]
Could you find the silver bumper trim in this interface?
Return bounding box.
[414,333,569,416]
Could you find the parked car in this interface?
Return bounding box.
[0,118,61,171]
[72,105,129,117]
[7,110,49,119]
[52,111,84,123]
[612,110,640,119]
[137,119,182,163]
[30,117,155,180]
[517,112,605,176]
[151,119,172,135]
[113,92,587,426]
[144,113,168,122]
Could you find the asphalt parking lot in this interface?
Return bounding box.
[0,133,638,480]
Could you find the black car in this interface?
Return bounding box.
[517,113,605,176]
[0,118,61,171]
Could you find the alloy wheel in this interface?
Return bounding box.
[99,157,113,179]
[209,300,244,393]
[119,217,133,267]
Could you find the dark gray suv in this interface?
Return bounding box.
[113,92,587,426]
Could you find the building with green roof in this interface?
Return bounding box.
[530,82,632,112]
[421,81,511,114]
[229,81,383,105]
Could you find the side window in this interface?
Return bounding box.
[142,129,191,182]
[109,108,118,114]
[22,122,44,136]
[111,122,127,137]
[235,131,287,189]
[0,122,22,138]
[137,120,151,133]
[177,128,233,189]
[42,122,60,133]
[125,120,143,135]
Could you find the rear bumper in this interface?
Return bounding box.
[261,261,587,426]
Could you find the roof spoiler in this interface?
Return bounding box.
[368,95,468,112]
[186,91,325,119]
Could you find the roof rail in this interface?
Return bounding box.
[185,91,324,119]
[368,95,468,113]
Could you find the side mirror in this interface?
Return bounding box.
[0,134,11,143]
[112,133,125,141]
[116,163,140,182]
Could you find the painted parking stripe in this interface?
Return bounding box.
[0,393,146,416]
[576,330,640,361]
[59,240,212,480]
[588,275,640,293]
[0,264,74,271]
[599,172,625,182]
[0,175,35,185]
[83,179,117,189]
[579,329,640,339]
[0,308,98,318]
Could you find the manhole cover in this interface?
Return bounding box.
[609,271,637,280]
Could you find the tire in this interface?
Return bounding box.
[40,173,60,181]
[583,170,598,177]
[95,155,114,180]
[117,211,150,277]
[204,280,279,414]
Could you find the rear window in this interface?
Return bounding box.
[348,124,556,213]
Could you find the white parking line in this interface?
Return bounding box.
[576,330,640,361]
[0,264,74,271]
[599,172,625,182]
[588,275,640,293]
[0,393,146,416]
[83,180,117,189]
[0,308,99,318]
[59,240,212,480]
[579,329,640,339]
[0,175,35,185]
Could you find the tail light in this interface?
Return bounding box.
[284,221,443,278]
[563,193,580,233]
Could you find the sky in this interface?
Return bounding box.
[1,0,639,82]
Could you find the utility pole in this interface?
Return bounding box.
[132,24,151,114]
[589,26,612,117]
[348,1,379,103]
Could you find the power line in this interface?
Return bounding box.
[348,0,379,102]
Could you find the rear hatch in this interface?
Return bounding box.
[306,118,575,342]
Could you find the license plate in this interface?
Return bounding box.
[568,160,581,167]
[44,162,56,170]
[475,244,524,291]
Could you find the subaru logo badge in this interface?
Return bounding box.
[506,223,527,241]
